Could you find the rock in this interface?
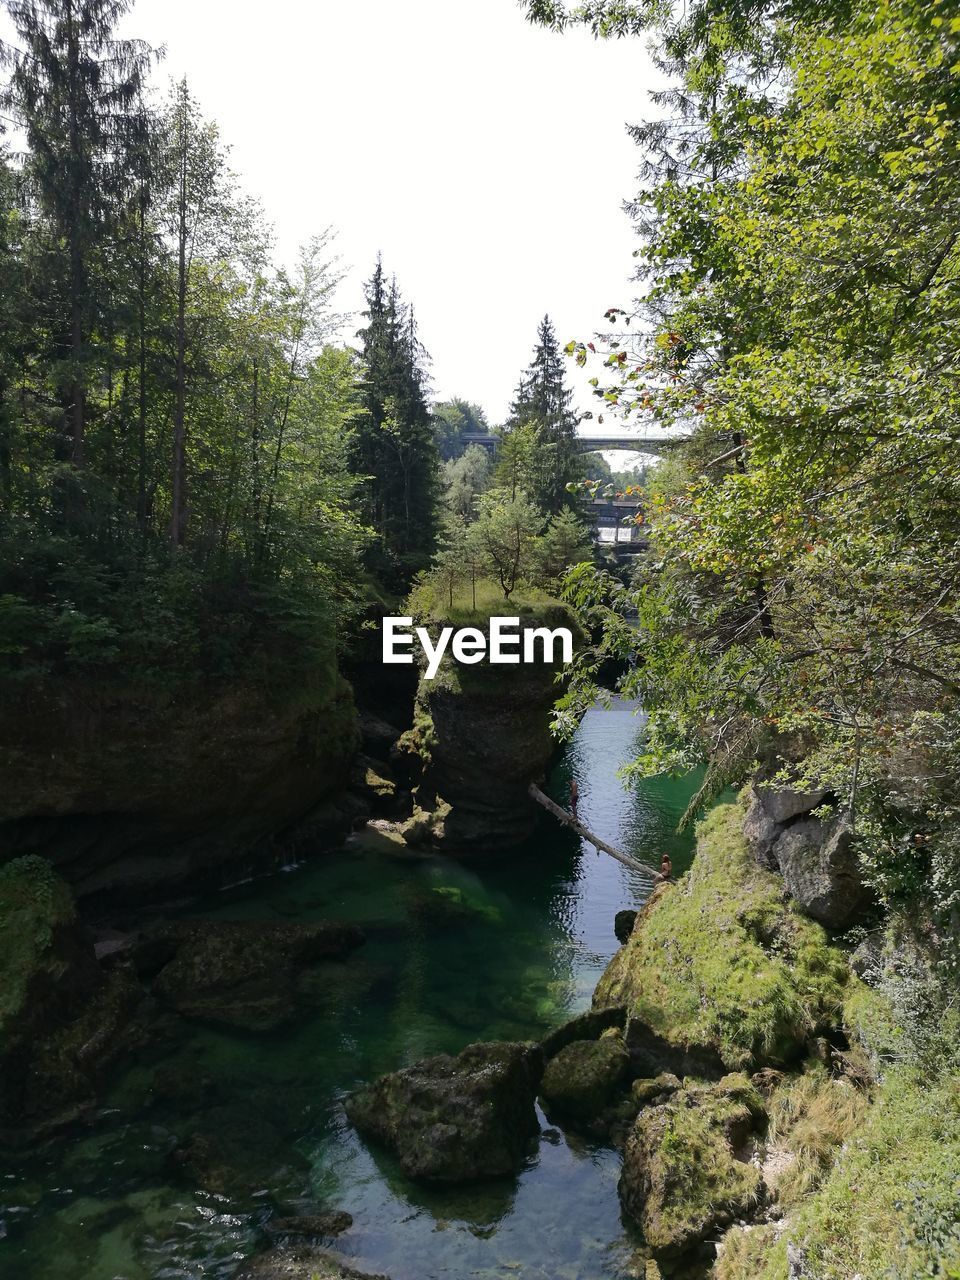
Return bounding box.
[631,1073,682,1107]
[233,1246,388,1280]
[152,919,365,1031]
[358,711,401,757]
[265,1212,353,1240]
[540,1036,631,1124]
[744,786,871,929]
[594,803,851,1072]
[772,815,870,929]
[403,607,579,850]
[0,856,142,1139]
[540,1006,626,1060]
[615,909,638,944]
[619,1077,766,1261]
[850,931,884,979]
[169,1105,308,1200]
[0,675,359,904]
[345,1040,541,1184]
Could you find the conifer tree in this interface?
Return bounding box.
[1,0,155,481]
[352,256,439,583]
[502,314,582,515]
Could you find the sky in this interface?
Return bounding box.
[106,0,666,439]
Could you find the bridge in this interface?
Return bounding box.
[461,432,684,455]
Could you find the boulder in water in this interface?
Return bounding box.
[152,918,365,1031]
[0,856,141,1139]
[345,1040,541,1184]
[539,1035,631,1126]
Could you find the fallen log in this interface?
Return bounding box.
[527,782,660,881]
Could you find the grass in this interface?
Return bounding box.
[408,576,570,629]
[595,800,850,1069]
[765,1064,870,1208]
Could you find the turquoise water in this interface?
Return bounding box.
[0,697,705,1280]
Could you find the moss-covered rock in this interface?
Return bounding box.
[151,918,365,1031]
[619,1076,766,1261]
[632,1073,682,1107]
[595,802,850,1070]
[0,856,140,1138]
[540,1035,631,1125]
[345,1040,541,1184]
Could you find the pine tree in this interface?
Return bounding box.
[1,0,155,481]
[503,314,582,515]
[352,257,439,583]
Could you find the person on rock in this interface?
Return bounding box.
[656,853,673,882]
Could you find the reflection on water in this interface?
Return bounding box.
[0,697,705,1280]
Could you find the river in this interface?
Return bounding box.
[0,697,706,1280]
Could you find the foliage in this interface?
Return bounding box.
[352,257,440,585]
[0,1,373,698]
[432,398,490,461]
[499,315,583,514]
[533,0,960,962]
[443,443,492,521]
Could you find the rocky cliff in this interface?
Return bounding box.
[0,673,359,902]
[400,604,577,851]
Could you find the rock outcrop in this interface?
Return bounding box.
[401,603,578,851]
[345,1040,542,1184]
[0,856,141,1140]
[594,802,851,1070]
[744,785,871,929]
[150,919,366,1031]
[0,675,359,903]
[619,1075,766,1264]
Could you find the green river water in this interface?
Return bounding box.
[0,697,705,1280]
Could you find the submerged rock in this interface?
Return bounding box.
[265,1211,353,1240]
[233,1247,388,1280]
[0,856,141,1139]
[540,1036,631,1125]
[169,1104,308,1200]
[345,1040,542,1184]
[619,1075,766,1261]
[152,918,365,1031]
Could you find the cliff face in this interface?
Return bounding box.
[0,674,359,902]
[416,664,559,848]
[403,605,576,851]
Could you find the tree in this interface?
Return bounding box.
[503,314,582,515]
[471,487,543,599]
[443,443,491,520]
[538,508,593,585]
[1,0,155,481]
[433,398,489,460]
[352,257,440,582]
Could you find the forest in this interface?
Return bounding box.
[0,0,958,1278]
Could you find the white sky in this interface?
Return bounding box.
[115,0,665,436]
